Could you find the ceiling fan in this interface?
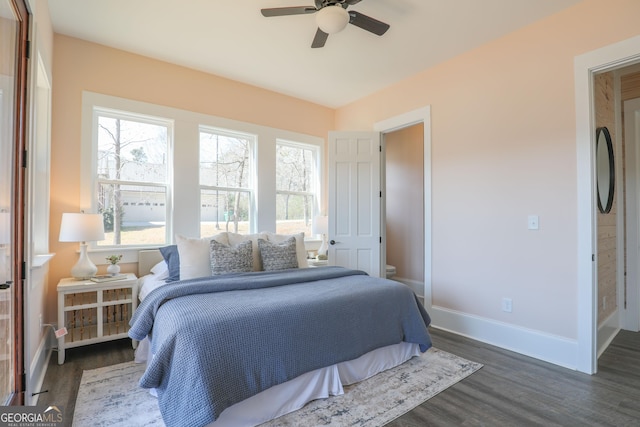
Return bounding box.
[261,0,390,48]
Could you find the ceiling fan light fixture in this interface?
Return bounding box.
[316,5,349,34]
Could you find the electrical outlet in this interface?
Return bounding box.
[502,298,513,313]
[603,296,607,311]
[39,314,43,331]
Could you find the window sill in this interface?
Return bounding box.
[32,253,55,269]
[87,246,157,265]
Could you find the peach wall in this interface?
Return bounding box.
[49,35,334,317]
[335,0,640,339]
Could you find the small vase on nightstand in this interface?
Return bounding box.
[105,254,123,276]
[106,264,120,276]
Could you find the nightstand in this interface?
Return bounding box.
[56,273,138,364]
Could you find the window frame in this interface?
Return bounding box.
[80,92,325,264]
[199,126,256,235]
[275,139,322,237]
[88,106,174,249]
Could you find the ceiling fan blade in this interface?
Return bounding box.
[261,7,317,17]
[345,0,363,5]
[311,28,329,48]
[348,11,390,36]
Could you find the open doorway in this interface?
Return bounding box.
[592,64,640,360]
[382,123,425,298]
[575,34,640,374]
[374,106,431,306]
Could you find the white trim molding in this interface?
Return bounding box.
[597,310,620,358]
[431,306,579,370]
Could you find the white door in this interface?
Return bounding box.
[327,131,381,277]
[624,97,640,332]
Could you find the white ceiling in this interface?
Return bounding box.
[48,0,581,108]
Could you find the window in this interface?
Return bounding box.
[94,108,171,246]
[199,128,253,236]
[276,141,320,236]
[83,92,324,250]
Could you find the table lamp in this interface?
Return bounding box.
[312,215,329,257]
[59,212,105,279]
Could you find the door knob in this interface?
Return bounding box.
[329,240,336,245]
[0,281,12,290]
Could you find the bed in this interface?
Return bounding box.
[130,232,432,427]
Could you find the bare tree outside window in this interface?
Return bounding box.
[96,112,169,246]
[199,130,252,236]
[276,142,319,236]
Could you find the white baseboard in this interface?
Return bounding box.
[27,334,53,405]
[429,305,580,371]
[393,277,424,298]
[597,310,620,358]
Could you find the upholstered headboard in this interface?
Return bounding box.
[138,249,163,277]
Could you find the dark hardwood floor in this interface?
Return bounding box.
[38,328,640,426]
[391,329,640,427]
[38,339,135,424]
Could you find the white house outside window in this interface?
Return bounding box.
[199,128,254,237]
[276,141,320,237]
[95,109,171,246]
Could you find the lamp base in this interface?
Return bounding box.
[71,243,98,280]
[317,235,328,257]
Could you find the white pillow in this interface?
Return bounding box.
[176,233,229,280]
[263,232,309,268]
[227,232,267,271]
[150,260,169,276]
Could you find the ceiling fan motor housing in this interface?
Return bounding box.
[316,6,350,34]
[316,0,359,9]
[262,0,386,48]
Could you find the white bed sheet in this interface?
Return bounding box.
[135,270,421,427]
[138,269,169,302]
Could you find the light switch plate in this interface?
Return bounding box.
[528,215,539,230]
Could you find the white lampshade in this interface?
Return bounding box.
[59,213,105,243]
[59,213,105,280]
[312,215,328,235]
[316,6,349,34]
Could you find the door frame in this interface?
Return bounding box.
[575,34,640,374]
[2,0,30,405]
[374,106,432,306]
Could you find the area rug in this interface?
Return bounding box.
[73,348,482,427]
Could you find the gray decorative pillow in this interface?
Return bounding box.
[258,237,299,271]
[210,239,253,275]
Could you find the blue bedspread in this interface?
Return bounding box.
[129,267,432,427]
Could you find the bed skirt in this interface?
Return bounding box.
[135,338,421,427]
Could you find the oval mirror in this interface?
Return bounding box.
[596,126,614,214]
